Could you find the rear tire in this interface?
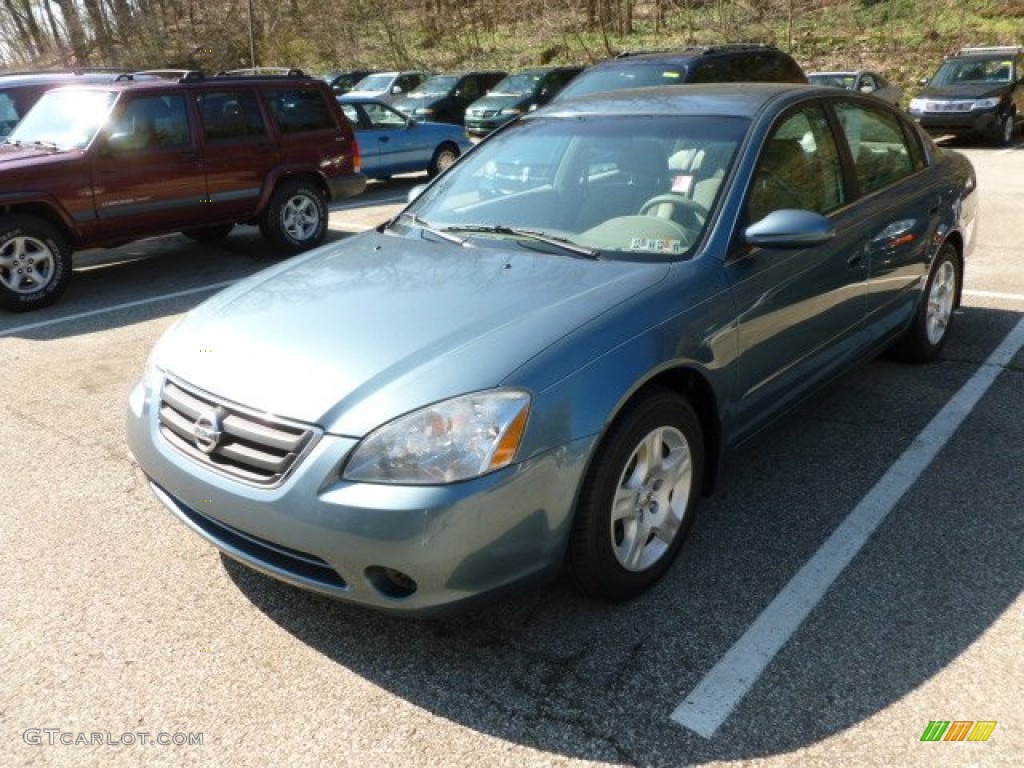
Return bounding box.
[0,214,72,312]
[569,389,703,601]
[428,143,460,178]
[258,179,328,253]
[890,242,960,363]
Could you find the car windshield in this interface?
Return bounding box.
[353,74,397,92]
[7,88,115,149]
[490,73,543,95]
[930,58,1013,86]
[558,63,689,99]
[411,76,459,97]
[402,113,747,260]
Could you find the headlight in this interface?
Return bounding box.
[500,107,523,116]
[972,97,1000,110]
[343,390,531,484]
[908,98,925,112]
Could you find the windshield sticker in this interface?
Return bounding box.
[671,175,694,194]
[630,238,685,254]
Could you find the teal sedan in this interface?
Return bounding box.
[127,84,978,616]
[339,96,472,180]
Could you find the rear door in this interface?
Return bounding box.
[194,87,281,219]
[832,99,940,332]
[91,91,213,237]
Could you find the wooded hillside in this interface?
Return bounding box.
[1,0,1021,91]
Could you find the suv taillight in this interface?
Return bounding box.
[352,138,361,173]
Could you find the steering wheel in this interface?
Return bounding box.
[638,193,708,231]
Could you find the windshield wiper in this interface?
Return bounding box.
[442,224,600,259]
[397,212,471,247]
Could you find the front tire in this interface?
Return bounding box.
[569,389,704,601]
[995,111,1015,147]
[0,214,72,312]
[258,179,328,253]
[891,242,960,363]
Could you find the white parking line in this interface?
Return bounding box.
[0,280,235,337]
[671,316,1024,739]
[964,289,1024,302]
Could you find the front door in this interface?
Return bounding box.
[92,92,212,238]
[725,103,869,439]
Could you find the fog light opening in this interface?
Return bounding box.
[365,566,418,599]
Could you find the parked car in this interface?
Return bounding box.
[392,71,507,125]
[0,69,126,138]
[322,69,374,96]
[908,45,1024,146]
[346,71,431,104]
[553,43,806,102]
[464,66,583,137]
[807,69,903,107]
[338,96,472,179]
[0,71,365,311]
[126,83,977,617]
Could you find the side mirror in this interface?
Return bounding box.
[745,209,835,248]
[407,184,428,204]
[859,84,874,93]
[528,103,539,112]
[919,77,929,86]
[391,85,403,94]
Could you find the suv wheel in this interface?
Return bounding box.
[995,112,1014,146]
[0,215,72,312]
[259,180,328,253]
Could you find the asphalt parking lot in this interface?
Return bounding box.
[2,140,1022,767]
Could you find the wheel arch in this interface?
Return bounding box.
[577,364,723,501]
[0,202,77,247]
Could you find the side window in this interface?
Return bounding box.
[197,90,266,142]
[339,103,366,129]
[267,88,336,134]
[109,94,190,151]
[460,77,480,100]
[747,105,845,223]
[835,102,915,195]
[363,102,407,129]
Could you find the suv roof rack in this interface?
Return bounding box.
[954,46,1023,56]
[616,43,776,59]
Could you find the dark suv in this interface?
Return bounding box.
[908,46,1023,146]
[553,43,806,102]
[0,70,365,311]
[392,71,508,125]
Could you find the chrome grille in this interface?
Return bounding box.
[158,379,318,487]
[922,100,973,114]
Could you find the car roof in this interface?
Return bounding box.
[543,82,819,118]
[596,43,782,65]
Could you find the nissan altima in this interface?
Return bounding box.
[126,83,978,616]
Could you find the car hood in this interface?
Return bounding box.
[918,83,1008,100]
[158,231,670,436]
[0,143,71,165]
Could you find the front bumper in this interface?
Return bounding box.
[910,108,1003,138]
[464,115,516,137]
[126,375,593,617]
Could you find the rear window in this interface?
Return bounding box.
[266,88,336,133]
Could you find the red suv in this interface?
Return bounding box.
[0,70,365,311]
